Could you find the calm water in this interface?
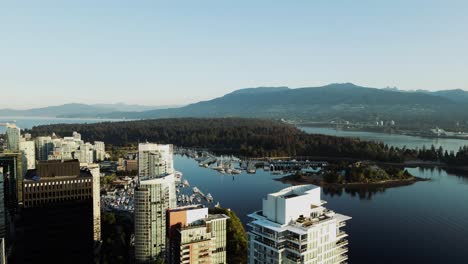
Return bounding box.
[300,126,468,153]
[175,155,468,264]
[0,116,127,133]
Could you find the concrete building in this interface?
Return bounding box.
[19,139,35,170]
[81,163,101,242]
[138,143,174,178]
[94,141,106,161]
[0,153,24,206]
[134,173,177,263]
[0,237,5,264]
[74,142,94,164]
[166,205,228,264]
[35,136,53,161]
[247,185,351,264]
[5,124,20,152]
[126,159,138,172]
[0,168,5,239]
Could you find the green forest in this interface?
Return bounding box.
[27,117,468,165]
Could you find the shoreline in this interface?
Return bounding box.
[297,124,468,141]
[275,174,429,190]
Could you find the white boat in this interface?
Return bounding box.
[193,187,200,193]
[183,180,190,187]
[175,171,183,182]
[231,169,241,174]
[206,193,213,202]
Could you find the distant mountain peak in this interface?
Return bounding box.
[327,82,358,87]
[229,86,290,95]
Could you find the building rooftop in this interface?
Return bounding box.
[139,173,173,182]
[269,185,320,199]
[249,209,351,232]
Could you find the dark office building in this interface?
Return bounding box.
[0,153,24,208]
[14,160,96,264]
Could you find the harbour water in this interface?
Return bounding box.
[4,118,468,263]
[300,126,468,153]
[175,155,468,264]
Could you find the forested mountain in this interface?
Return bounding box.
[6,84,468,128]
[429,89,468,103]
[89,83,468,128]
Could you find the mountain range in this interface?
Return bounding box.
[2,83,468,128]
[0,103,180,118]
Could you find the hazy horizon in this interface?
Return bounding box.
[2,1,467,108]
[1,83,468,110]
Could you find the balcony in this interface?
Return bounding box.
[336,240,348,247]
[337,231,348,239]
[337,254,348,263]
[337,246,348,255]
[285,254,302,263]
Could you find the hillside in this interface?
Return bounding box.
[6,84,468,128]
[93,83,468,127]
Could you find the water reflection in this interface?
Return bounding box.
[176,155,468,263]
[323,185,388,200]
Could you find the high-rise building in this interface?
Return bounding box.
[134,173,177,263]
[166,205,229,264]
[74,142,94,164]
[94,141,106,161]
[0,168,5,239]
[16,160,99,263]
[247,185,351,264]
[138,143,174,177]
[81,163,101,242]
[0,237,5,264]
[35,136,53,161]
[19,139,35,170]
[0,153,24,206]
[5,124,20,152]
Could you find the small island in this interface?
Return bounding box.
[276,161,429,189]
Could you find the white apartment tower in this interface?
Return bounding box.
[134,143,176,263]
[5,123,20,152]
[134,174,177,263]
[248,185,351,264]
[19,139,36,170]
[138,143,174,177]
[94,141,106,161]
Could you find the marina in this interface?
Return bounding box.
[102,172,216,214]
[177,147,329,176]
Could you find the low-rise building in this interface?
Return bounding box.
[167,205,228,264]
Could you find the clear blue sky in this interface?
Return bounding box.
[1,0,467,109]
